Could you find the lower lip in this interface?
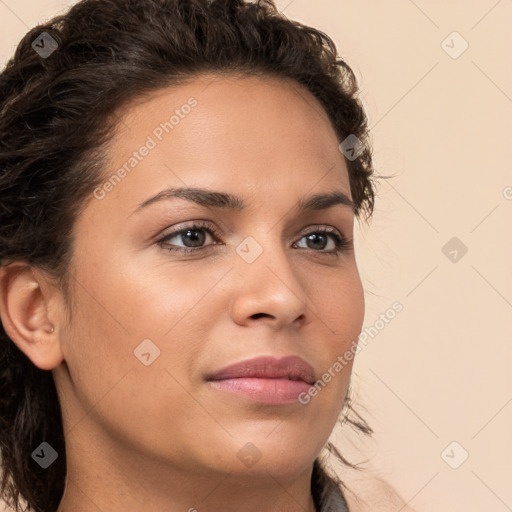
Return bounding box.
[207,378,313,405]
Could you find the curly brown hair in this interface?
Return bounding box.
[0,0,377,510]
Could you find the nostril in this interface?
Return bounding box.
[251,313,268,320]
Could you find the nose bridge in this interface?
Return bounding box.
[237,227,291,281]
[232,227,309,317]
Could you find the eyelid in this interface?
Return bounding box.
[160,220,218,235]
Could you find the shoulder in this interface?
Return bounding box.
[341,474,417,512]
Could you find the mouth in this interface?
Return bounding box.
[205,355,316,405]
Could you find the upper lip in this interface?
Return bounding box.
[206,355,316,385]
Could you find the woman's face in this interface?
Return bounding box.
[52,73,365,483]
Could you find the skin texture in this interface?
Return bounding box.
[0,73,372,512]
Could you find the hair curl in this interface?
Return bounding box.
[0,0,376,510]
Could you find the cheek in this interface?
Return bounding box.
[59,288,133,401]
[317,269,365,347]
[342,276,365,338]
[103,254,229,338]
[67,256,226,397]
[58,277,211,456]
[308,271,364,401]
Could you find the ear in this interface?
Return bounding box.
[0,262,64,370]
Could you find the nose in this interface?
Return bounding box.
[229,235,310,330]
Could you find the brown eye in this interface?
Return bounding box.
[157,221,222,254]
[295,228,351,255]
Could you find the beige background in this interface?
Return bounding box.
[1,1,511,511]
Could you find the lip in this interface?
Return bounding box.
[206,355,316,405]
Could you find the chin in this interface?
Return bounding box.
[211,432,322,482]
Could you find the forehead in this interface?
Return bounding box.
[89,73,351,219]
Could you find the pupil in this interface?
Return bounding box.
[308,233,326,250]
[184,229,205,247]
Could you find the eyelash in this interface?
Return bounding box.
[156,220,352,256]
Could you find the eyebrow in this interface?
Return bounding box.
[130,186,356,216]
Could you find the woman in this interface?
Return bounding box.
[0,1,414,510]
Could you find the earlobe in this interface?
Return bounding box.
[0,263,64,370]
